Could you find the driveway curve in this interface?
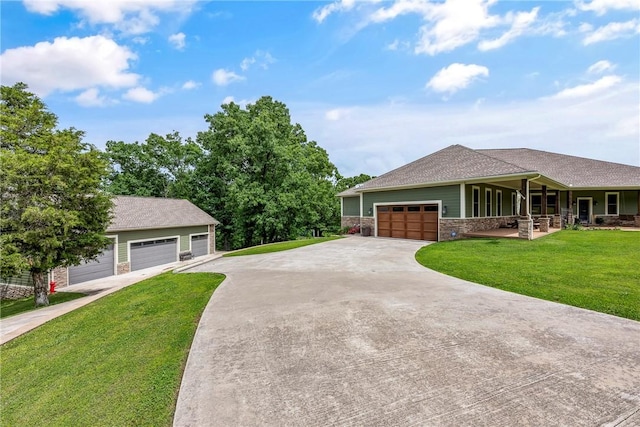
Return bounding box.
[175,237,640,426]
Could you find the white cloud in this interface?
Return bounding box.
[75,88,110,107]
[240,50,276,71]
[312,0,356,23]
[0,35,139,96]
[426,63,489,95]
[23,0,198,34]
[478,7,539,51]
[414,0,501,55]
[168,32,186,50]
[582,18,640,44]
[369,0,431,23]
[181,80,200,90]
[293,83,639,178]
[122,86,161,103]
[547,75,622,99]
[325,108,352,121]
[575,0,640,15]
[587,60,616,74]
[131,36,148,45]
[220,96,251,107]
[211,69,245,86]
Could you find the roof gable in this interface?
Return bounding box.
[357,145,532,191]
[107,196,219,232]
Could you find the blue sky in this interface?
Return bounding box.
[1,0,639,176]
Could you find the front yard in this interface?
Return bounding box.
[1,272,224,427]
[415,230,640,321]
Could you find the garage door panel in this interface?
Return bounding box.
[69,244,115,285]
[191,235,208,257]
[376,204,439,241]
[131,238,177,271]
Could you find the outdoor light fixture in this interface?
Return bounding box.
[594,200,598,206]
[368,207,373,216]
[442,205,448,215]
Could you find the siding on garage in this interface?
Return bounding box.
[342,196,360,216]
[115,226,208,263]
[363,185,460,218]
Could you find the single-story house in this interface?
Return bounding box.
[339,145,640,241]
[51,196,220,287]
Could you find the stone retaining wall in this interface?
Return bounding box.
[0,284,34,300]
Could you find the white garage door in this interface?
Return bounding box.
[69,244,115,285]
[130,238,178,271]
[191,234,208,257]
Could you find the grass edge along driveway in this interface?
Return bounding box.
[0,272,224,427]
[1,291,86,319]
[415,230,640,321]
[224,236,342,257]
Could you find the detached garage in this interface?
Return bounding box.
[53,196,219,287]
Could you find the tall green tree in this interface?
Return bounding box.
[0,83,112,306]
[336,173,375,193]
[193,97,340,249]
[104,132,200,198]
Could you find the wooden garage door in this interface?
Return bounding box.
[377,205,439,241]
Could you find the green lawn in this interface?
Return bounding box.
[1,272,224,427]
[224,236,342,257]
[1,291,86,319]
[415,230,640,321]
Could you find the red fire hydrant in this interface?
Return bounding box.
[49,281,56,294]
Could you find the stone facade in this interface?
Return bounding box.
[636,215,640,228]
[439,216,519,241]
[341,216,361,229]
[0,284,33,300]
[595,215,639,227]
[552,215,562,228]
[117,262,131,275]
[539,217,550,232]
[52,266,69,288]
[518,218,533,240]
[208,224,216,254]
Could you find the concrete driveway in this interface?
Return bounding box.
[175,237,640,426]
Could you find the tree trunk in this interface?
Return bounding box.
[32,270,49,307]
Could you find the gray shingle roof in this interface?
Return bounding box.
[343,145,640,193]
[479,148,640,188]
[357,145,533,191]
[107,196,219,232]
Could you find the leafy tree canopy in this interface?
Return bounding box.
[336,173,375,193]
[104,132,201,199]
[0,83,112,306]
[192,97,340,249]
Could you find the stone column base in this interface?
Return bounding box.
[518,218,533,240]
[635,215,640,228]
[539,217,550,232]
[117,262,131,275]
[552,215,561,228]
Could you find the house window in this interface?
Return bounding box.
[531,195,542,215]
[472,186,480,217]
[606,192,619,215]
[496,190,503,216]
[485,189,492,217]
[512,192,517,215]
[547,194,557,215]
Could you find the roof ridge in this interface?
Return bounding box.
[474,148,535,174]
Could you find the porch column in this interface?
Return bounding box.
[567,190,574,226]
[520,179,528,217]
[541,185,547,217]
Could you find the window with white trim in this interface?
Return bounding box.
[605,192,619,215]
[496,190,503,216]
[472,186,480,217]
[485,189,492,217]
